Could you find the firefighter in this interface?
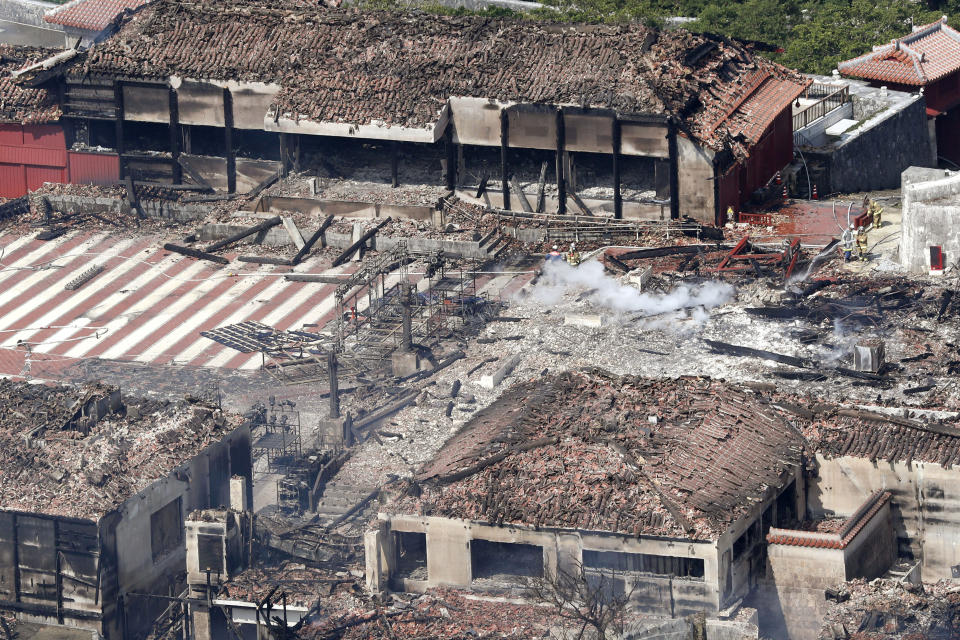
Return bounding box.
[546,244,563,262]
[566,242,581,267]
[869,200,883,229]
[856,226,869,262]
[841,225,855,262]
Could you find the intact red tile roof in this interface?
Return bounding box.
[0,46,62,124]
[44,0,150,32]
[766,491,891,549]
[397,373,806,541]
[724,75,810,145]
[78,0,807,159]
[839,17,960,86]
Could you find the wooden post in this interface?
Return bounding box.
[555,108,566,215]
[278,133,289,179]
[391,142,399,188]
[293,134,301,173]
[223,88,235,194]
[114,81,125,179]
[612,117,622,220]
[668,118,680,220]
[500,109,510,210]
[445,123,456,191]
[54,520,63,624]
[169,87,181,184]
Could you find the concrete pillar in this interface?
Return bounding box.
[365,522,394,593]
[555,108,566,215]
[500,109,510,210]
[229,476,248,512]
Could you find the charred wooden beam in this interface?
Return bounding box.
[391,142,399,188]
[245,170,280,201]
[284,273,351,283]
[445,122,456,191]
[124,176,143,221]
[704,339,809,368]
[236,255,292,265]
[291,214,334,265]
[223,88,235,194]
[568,190,592,216]
[331,217,391,267]
[612,118,622,220]
[169,87,181,184]
[163,243,229,265]
[204,216,282,253]
[510,176,532,212]
[668,119,680,220]
[177,156,214,193]
[500,109,510,211]
[555,108,566,215]
[535,161,548,213]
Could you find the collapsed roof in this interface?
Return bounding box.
[400,372,806,540]
[0,380,240,521]
[0,45,62,125]
[78,0,807,157]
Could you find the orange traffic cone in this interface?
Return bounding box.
[782,185,788,202]
[812,184,818,200]
[775,171,782,185]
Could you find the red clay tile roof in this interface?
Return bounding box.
[839,17,960,86]
[725,75,810,145]
[45,0,150,32]
[399,373,806,541]
[78,0,806,159]
[766,491,891,549]
[0,46,62,124]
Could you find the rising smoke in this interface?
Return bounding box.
[530,259,735,318]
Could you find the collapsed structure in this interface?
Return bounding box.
[2,0,809,223]
[0,380,251,638]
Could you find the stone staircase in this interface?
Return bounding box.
[314,481,379,528]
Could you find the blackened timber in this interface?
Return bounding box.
[556,108,566,215]
[535,161,547,213]
[177,156,214,193]
[667,119,680,220]
[169,87,181,184]
[568,191,592,215]
[391,142,399,188]
[284,274,352,283]
[245,170,280,201]
[510,176,532,212]
[704,339,809,368]
[204,216,282,253]
[500,110,510,211]
[291,214,334,265]
[163,243,229,265]
[124,176,143,220]
[223,88,235,194]
[278,133,289,179]
[445,123,456,190]
[331,217,392,267]
[237,255,292,265]
[612,118,622,219]
[616,245,703,260]
[114,81,125,180]
[328,351,340,419]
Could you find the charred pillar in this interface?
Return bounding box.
[555,108,566,215]
[114,81,125,179]
[500,109,510,211]
[327,351,340,419]
[169,87,182,184]
[279,133,289,179]
[445,123,456,191]
[392,282,419,377]
[391,142,399,188]
[668,118,680,220]
[223,88,236,194]
[612,117,622,220]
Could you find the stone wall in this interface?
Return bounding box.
[804,95,932,194]
[0,0,63,29]
[900,166,960,272]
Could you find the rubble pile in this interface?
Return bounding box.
[0,45,62,125]
[819,579,960,639]
[398,372,804,539]
[81,0,803,156]
[221,561,359,608]
[0,380,240,519]
[304,588,557,639]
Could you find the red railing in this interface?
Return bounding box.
[738,212,774,225]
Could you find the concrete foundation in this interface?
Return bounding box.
[392,350,420,377]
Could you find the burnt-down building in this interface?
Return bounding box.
[10,0,808,223]
[0,380,252,639]
[367,373,810,619]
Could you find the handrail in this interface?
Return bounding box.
[793,85,849,131]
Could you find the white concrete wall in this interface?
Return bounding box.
[676,134,714,223]
[811,454,960,579]
[901,167,960,272]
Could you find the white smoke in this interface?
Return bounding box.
[531,259,735,318]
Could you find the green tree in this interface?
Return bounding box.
[692,0,800,47]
